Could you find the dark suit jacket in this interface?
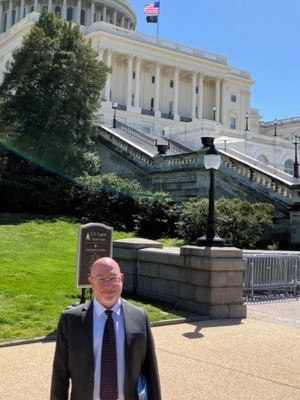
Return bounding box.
[50,298,162,400]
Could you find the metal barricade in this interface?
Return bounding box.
[243,254,300,297]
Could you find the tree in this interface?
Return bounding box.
[0,11,110,177]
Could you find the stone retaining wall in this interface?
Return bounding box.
[113,238,247,319]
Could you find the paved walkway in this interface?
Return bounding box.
[1,297,300,400]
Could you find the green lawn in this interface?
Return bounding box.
[0,214,180,344]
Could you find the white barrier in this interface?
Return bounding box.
[243,254,300,297]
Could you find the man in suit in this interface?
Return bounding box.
[50,257,162,400]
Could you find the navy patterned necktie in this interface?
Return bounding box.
[100,309,118,400]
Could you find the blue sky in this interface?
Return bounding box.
[129,0,300,122]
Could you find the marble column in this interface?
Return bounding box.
[34,0,38,12]
[191,71,197,119]
[126,56,133,106]
[19,0,24,21]
[104,50,112,101]
[0,1,3,33]
[90,0,95,24]
[154,62,161,113]
[7,0,13,30]
[62,0,67,20]
[173,67,179,116]
[215,77,221,122]
[77,0,81,24]
[197,73,204,119]
[133,57,141,108]
[221,78,227,126]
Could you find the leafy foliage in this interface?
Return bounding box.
[176,197,274,248]
[0,11,110,177]
[134,193,181,239]
[74,173,143,231]
[0,175,76,214]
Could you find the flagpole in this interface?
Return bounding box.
[157,1,160,38]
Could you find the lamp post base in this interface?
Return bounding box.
[196,233,226,247]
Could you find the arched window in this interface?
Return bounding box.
[257,154,269,164]
[80,9,85,25]
[55,6,61,17]
[284,159,293,175]
[31,6,34,12]
[67,7,73,21]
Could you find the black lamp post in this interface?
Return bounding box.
[244,112,249,131]
[212,106,216,121]
[292,135,300,178]
[196,144,226,247]
[274,119,277,136]
[112,102,118,128]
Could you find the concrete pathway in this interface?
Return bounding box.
[1,297,300,400]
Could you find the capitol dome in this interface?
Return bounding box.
[0,0,137,33]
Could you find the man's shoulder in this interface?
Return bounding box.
[121,298,147,317]
[62,300,92,316]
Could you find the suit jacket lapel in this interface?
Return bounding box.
[81,300,94,366]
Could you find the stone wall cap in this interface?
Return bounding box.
[180,245,243,258]
[139,247,180,255]
[114,238,163,249]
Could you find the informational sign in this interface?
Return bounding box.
[76,223,113,288]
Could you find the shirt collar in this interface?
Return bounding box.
[93,297,122,317]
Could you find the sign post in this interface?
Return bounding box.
[76,223,113,301]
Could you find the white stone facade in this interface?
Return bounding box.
[0,0,298,176]
[0,1,255,132]
[0,0,136,32]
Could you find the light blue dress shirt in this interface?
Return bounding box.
[92,298,125,400]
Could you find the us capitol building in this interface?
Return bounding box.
[0,0,299,174]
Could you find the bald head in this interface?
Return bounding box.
[89,257,124,308]
[90,257,121,276]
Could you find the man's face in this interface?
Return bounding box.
[89,258,124,309]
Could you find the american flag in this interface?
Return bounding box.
[143,2,160,15]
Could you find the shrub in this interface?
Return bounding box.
[176,197,274,248]
[0,175,75,214]
[134,193,181,240]
[74,173,142,231]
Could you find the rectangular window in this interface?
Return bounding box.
[196,86,198,94]
[133,72,135,79]
[230,117,236,129]
[170,80,174,88]
[231,94,237,102]
[152,76,155,84]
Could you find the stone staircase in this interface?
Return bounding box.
[94,123,300,246]
[109,121,193,156]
